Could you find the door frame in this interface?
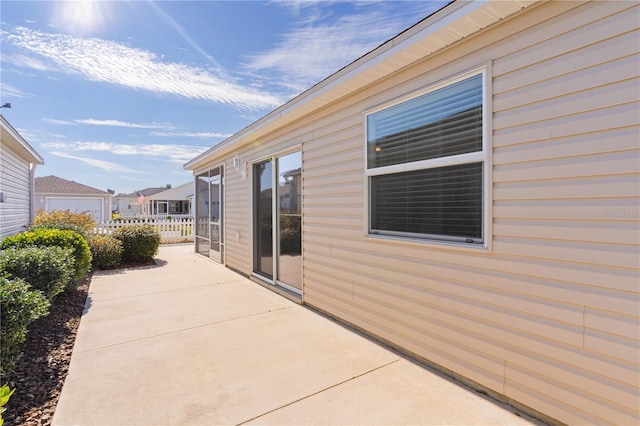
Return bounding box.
[250,147,302,295]
[194,163,225,264]
[209,165,224,263]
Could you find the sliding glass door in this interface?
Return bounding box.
[253,151,302,293]
[254,160,273,278]
[277,152,302,290]
[195,165,224,263]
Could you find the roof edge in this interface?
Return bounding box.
[1,115,45,165]
[184,0,538,171]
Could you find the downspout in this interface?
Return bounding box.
[29,163,36,224]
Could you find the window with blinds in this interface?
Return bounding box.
[366,72,485,245]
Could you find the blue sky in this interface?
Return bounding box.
[1,0,448,194]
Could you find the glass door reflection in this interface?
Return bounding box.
[277,152,302,290]
[253,160,273,279]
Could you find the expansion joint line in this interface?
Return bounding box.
[236,358,400,425]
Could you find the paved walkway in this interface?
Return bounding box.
[53,245,541,425]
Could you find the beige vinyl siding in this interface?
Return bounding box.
[223,158,252,272]
[300,2,639,425]
[0,145,32,239]
[193,1,639,424]
[221,127,310,273]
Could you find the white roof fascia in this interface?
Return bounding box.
[1,115,45,165]
[147,182,194,200]
[184,0,538,171]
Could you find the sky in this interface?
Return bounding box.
[1,0,449,195]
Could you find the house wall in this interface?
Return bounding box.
[116,198,142,215]
[0,144,33,240]
[194,1,639,424]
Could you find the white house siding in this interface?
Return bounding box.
[193,1,639,424]
[0,145,32,239]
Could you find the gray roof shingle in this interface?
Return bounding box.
[35,175,109,195]
[117,187,167,198]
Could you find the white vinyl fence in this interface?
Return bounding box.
[95,218,194,243]
[116,213,192,221]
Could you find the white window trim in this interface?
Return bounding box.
[363,66,492,251]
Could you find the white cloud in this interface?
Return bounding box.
[0,83,35,98]
[75,119,175,129]
[245,2,445,93]
[49,151,149,174]
[42,141,209,164]
[3,54,57,72]
[6,27,283,110]
[43,118,77,125]
[150,131,232,139]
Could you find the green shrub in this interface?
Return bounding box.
[32,209,97,236]
[1,383,16,425]
[0,276,50,375]
[0,228,92,288]
[29,222,91,243]
[112,225,160,262]
[0,246,74,300]
[90,235,122,270]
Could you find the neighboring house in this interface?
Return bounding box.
[0,115,45,240]
[146,181,193,217]
[35,175,112,223]
[185,1,639,425]
[113,187,166,217]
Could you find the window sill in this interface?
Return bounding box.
[364,233,491,254]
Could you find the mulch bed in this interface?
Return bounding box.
[3,278,89,426]
[2,258,155,426]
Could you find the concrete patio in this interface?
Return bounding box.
[53,244,542,425]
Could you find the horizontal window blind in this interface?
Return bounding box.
[367,74,482,169]
[370,162,483,242]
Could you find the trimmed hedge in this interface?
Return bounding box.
[0,276,50,375]
[0,246,75,300]
[90,235,123,270]
[112,225,160,262]
[0,228,92,288]
[29,223,91,244]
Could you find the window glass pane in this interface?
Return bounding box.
[195,173,209,238]
[367,74,482,169]
[209,170,221,222]
[278,151,302,290]
[370,162,483,242]
[254,161,273,279]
